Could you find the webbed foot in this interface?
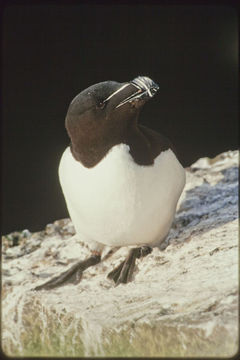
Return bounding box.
[34,254,101,290]
[107,246,152,285]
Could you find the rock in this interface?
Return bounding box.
[44,218,76,238]
[3,233,43,259]
[4,246,26,259]
[2,230,31,252]
[1,150,238,357]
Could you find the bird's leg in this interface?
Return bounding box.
[107,246,152,285]
[34,252,101,291]
[101,247,120,261]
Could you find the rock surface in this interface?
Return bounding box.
[2,150,239,357]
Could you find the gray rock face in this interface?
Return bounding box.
[2,150,238,357]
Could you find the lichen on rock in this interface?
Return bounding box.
[1,150,238,357]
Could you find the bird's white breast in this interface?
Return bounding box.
[58,144,185,248]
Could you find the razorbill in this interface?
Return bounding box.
[35,76,186,290]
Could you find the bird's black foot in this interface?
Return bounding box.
[34,254,101,290]
[107,246,152,285]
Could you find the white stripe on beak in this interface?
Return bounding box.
[133,78,153,97]
[103,83,131,103]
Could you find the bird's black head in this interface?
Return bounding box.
[65,76,159,167]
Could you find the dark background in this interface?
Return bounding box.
[1,3,238,234]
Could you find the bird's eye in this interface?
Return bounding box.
[97,101,107,110]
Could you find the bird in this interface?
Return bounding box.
[34,76,186,290]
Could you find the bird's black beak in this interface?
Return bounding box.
[116,76,159,108]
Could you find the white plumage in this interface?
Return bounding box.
[59,144,186,251]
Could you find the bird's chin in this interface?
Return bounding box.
[129,98,146,109]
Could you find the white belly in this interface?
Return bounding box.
[58,144,185,248]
